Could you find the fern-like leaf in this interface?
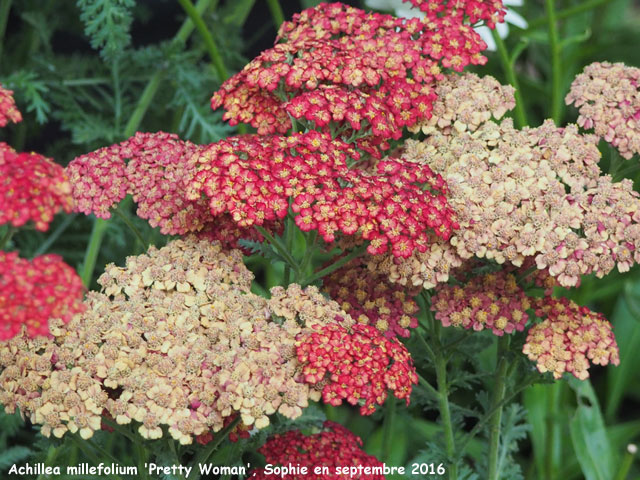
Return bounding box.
[77,0,135,61]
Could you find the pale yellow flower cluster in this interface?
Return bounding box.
[0,238,350,444]
[566,61,640,160]
[408,72,516,135]
[394,112,640,287]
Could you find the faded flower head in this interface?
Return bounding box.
[0,252,85,340]
[431,270,530,336]
[0,144,73,231]
[523,297,619,380]
[398,109,640,287]
[566,62,640,160]
[0,238,408,443]
[250,421,385,480]
[0,85,22,127]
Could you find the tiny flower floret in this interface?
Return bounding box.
[0,85,22,126]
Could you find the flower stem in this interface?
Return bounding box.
[113,207,147,251]
[434,323,458,480]
[487,335,510,480]
[381,397,396,462]
[255,225,299,275]
[0,226,15,250]
[613,444,637,480]
[266,0,285,29]
[491,30,528,128]
[81,217,109,287]
[32,214,77,257]
[192,417,242,477]
[300,244,367,286]
[526,0,613,31]
[177,0,229,81]
[545,0,563,124]
[0,0,12,65]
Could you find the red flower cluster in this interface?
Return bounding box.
[0,85,22,127]
[431,271,530,336]
[251,421,385,480]
[403,0,505,27]
[322,259,420,338]
[296,323,417,415]
[0,252,85,340]
[523,297,620,380]
[212,2,493,149]
[190,131,455,257]
[0,143,73,231]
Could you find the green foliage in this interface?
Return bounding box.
[77,0,135,61]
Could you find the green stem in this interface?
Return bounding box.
[487,336,510,480]
[255,225,299,274]
[417,372,440,398]
[613,444,637,480]
[168,439,186,480]
[300,244,368,286]
[101,417,137,443]
[69,435,124,480]
[177,0,229,81]
[81,217,109,287]
[192,417,242,477]
[0,0,12,65]
[134,440,149,480]
[0,226,15,250]
[381,397,396,462]
[298,230,318,278]
[491,30,528,128]
[266,0,285,29]
[37,445,60,480]
[32,214,77,257]
[457,375,536,456]
[113,208,147,250]
[434,326,458,480]
[545,0,563,124]
[123,72,163,138]
[526,0,613,31]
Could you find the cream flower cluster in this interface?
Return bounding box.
[566,62,640,160]
[0,238,354,444]
[396,111,640,287]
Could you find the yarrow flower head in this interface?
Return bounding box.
[0,238,408,442]
[321,258,420,338]
[0,252,85,340]
[189,131,456,257]
[250,421,385,480]
[0,143,73,231]
[566,62,640,160]
[0,85,22,127]
[523,297,620,380]
[431,270,530,335]
[212,2,493,150]
[397,88,640,287]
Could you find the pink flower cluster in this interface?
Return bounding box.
[0,85,22,126]
[0,143,73,231]
[523,297,620,380]
[322,259,420,338]
[0,251,85,340]
[403,0,505,27]
[251,421,385,480]
[566,62,640,160]
[296,322,417,415]
[431,270,530,335]
[189,131,456,257]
